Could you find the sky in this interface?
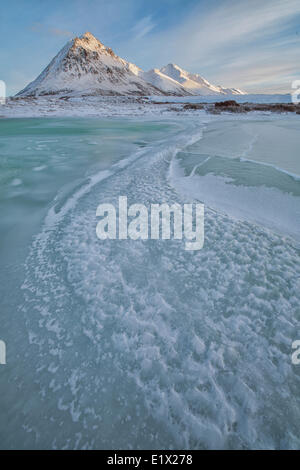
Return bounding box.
[0,0,299,96]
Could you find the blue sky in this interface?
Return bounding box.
[0,0,299,95]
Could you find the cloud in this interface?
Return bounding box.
[220,62,299,93]
[210,32,300,92]
[163,0,300,63]
[131,15,155,39]
[48,28,73,37]
[122,0,300,93]
[30,23,73,38]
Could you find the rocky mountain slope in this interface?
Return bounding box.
[17,32,245,97]
[17,32,165,97]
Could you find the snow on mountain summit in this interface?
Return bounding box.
[17,33,245,97]
[137,68,192,96]
[160,63,245,95]
[17,32,164,97]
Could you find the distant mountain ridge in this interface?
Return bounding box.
[17,32,245,97]
[160,63,244,96]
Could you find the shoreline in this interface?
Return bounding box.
[1,95,300,119]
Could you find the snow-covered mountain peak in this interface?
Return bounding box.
[137,68,191,95]
[71,32,114,56]
[16,32,245,97]
[161,64,190,81]
[160,63,245,95]
[17,32,164,97]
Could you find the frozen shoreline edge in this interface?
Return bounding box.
[1,95,300,119]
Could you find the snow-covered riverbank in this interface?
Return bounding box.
[1,94,299,119]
